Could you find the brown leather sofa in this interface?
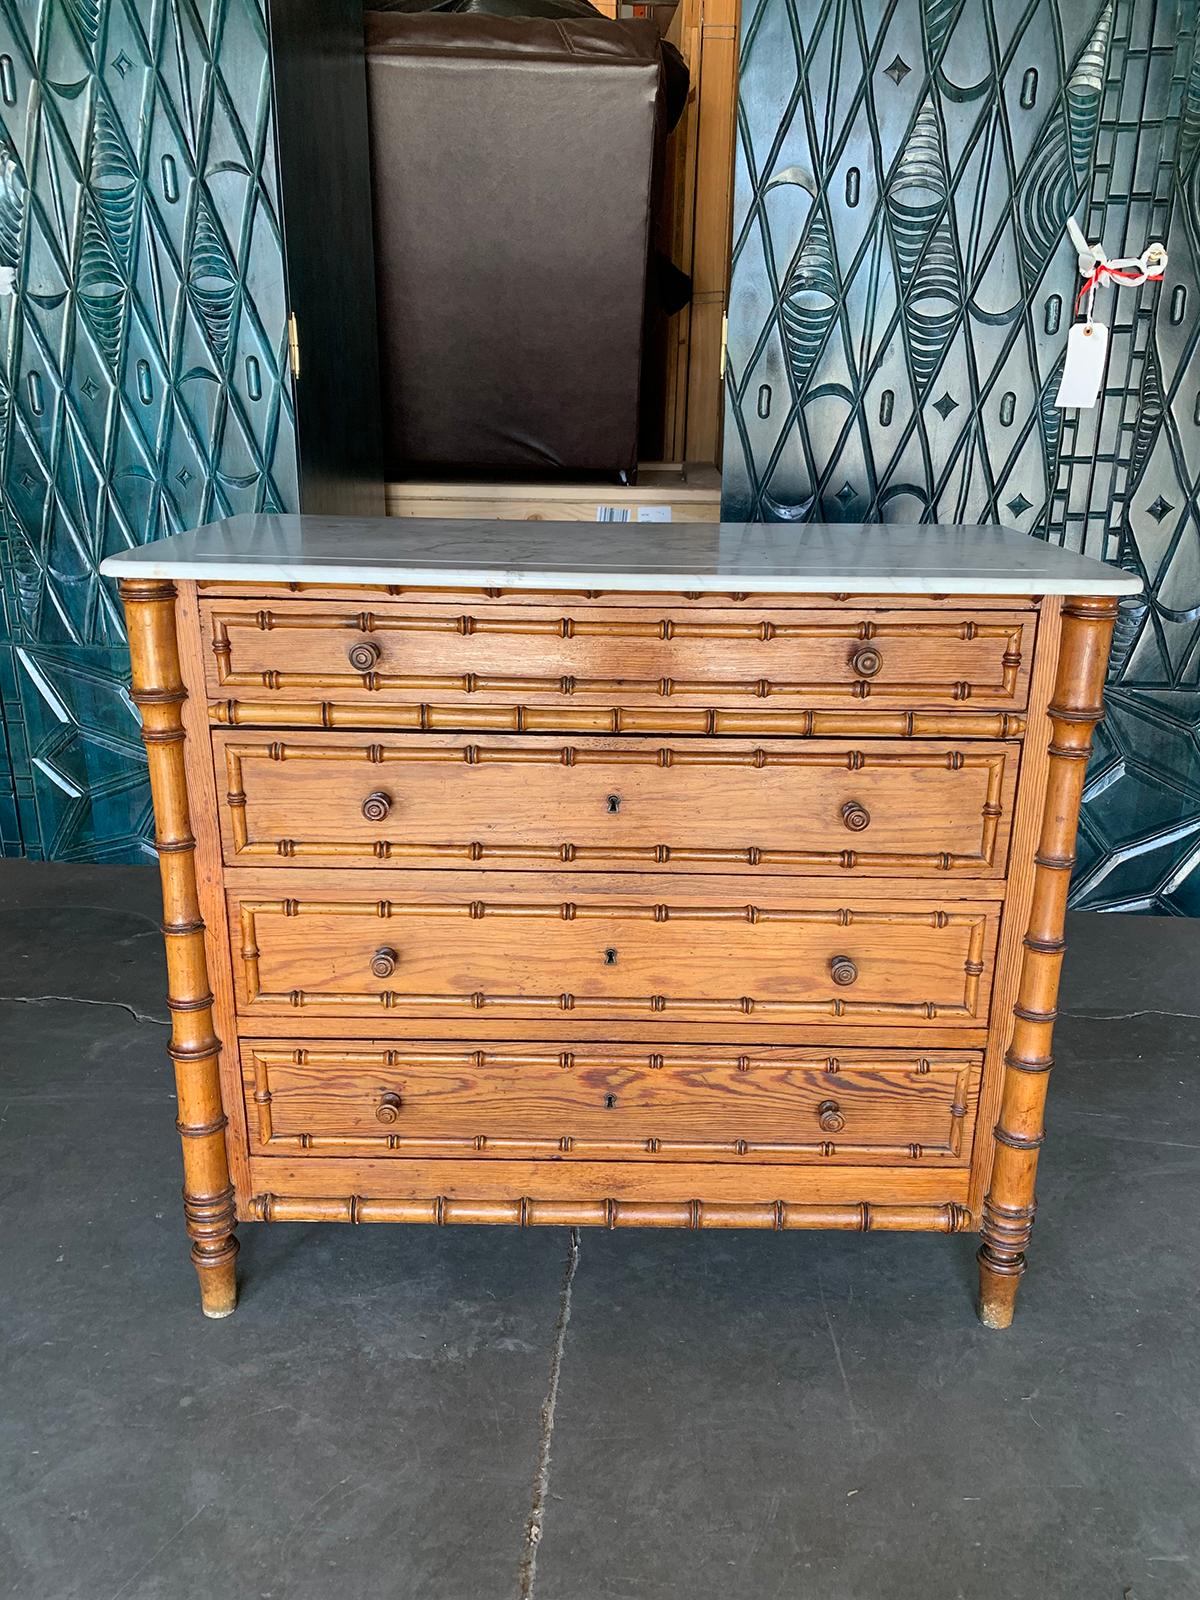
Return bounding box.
[365,6,680,479]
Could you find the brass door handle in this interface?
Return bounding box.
[361,790,393,823]
[370,946,399,979]
[348,640,381,672]
[841,800,871,832]
[850,646,882,678]
[829,954,858,986]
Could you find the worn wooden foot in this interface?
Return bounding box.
[196,1247,239,1319]
[977,1263,1022,1330]
[975,595,1118,1331]
[121,578,240,1320]
[187,1184,240,1317]
[976,1196,1035,1328]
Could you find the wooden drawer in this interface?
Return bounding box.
[227,875,1000,1027]
[243,1041,982,1165]
[213,733,1018,876]
[201,600,1032,713]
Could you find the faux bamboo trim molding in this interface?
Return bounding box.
[208,699,1030,740]
[213,609,1020,644]
[249,1194,974,1232]
[977,594,1119,1329]
[120,578,238,1319]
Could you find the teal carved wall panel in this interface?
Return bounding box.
[725,0,1200,912]
[5,0,1199,913]
[0,0,296,860]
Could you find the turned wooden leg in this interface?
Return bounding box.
[121,579,239,1318]
[978,595,1118,1329]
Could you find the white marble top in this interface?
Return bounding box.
[99,514,1141,596]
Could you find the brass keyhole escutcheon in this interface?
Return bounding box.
[361,790,393,823]
[348,639,381,672]
[370,945,399,979]
[829,954,858,986]
[604,1093,618,1110]
[606,794,621,814]
[375,1091,403,1124]
[603,947,618,966]
[850,645,882,678]
[817,1098,845,1134]
[841,800,871,832]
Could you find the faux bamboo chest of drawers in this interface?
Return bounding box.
[100,517,1139,1327]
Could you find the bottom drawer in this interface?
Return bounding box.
[243,1042,982,1166]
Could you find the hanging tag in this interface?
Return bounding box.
[1055,321,1109,408]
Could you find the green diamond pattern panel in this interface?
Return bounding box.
[725,0,1200,913]
[0,0,297,861]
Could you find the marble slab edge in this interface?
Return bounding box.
[98,516,1144,597]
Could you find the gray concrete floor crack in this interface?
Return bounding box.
[3,994,169,1026]
[1060,1007,1200,1022]
[518,1226,580,1600]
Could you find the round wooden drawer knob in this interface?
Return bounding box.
[850,646,882,678]
[348,640,381,672]
[375,1091,403,1124]
[829,954,858,986]
[817,1098,845,1134]
[841,800,871,832]
[370,945,399,979]
[361,790,393,823]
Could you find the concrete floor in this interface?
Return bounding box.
[1,860,1197,1600]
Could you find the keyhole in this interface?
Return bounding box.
[604,947,617,965]
[606,794,621,814]
[604,1093,618,1110]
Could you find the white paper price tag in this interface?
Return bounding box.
[1055,322,1109,409]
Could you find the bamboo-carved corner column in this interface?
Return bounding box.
[978,594,1118,1329]
[121,579,238,1318]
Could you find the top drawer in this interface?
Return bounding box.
[200,600,1033,716]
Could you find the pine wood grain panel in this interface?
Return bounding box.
[200,600,1032,711]
[684,0,738,463]
[242,1041,981,1165]
[212,732,1017,877]
[226,878,1000,1026]
[244,1153,971,1212]
[656,0,738,464]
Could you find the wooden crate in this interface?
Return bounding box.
[385,461,721,521]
